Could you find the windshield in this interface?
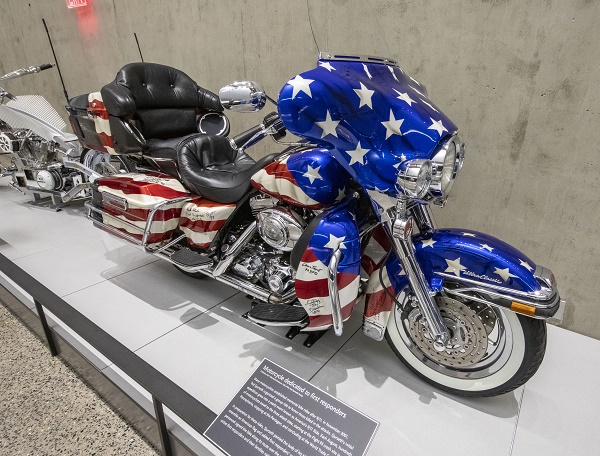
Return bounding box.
[277,55,457,196]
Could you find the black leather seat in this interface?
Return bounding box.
[100,62,223,160]
[178,135,278,204]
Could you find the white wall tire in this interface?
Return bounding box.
[385,292,547,397]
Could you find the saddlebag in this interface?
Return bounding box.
[91,172,190,247]
[179,197,236,249]
[67,92,115,154]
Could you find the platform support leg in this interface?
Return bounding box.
[33,299,57,356]
[153,396,173,456]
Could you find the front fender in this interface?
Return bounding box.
[414,229,561,317]
[363,228,562,338]
[415,229,540,294]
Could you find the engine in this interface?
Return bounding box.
[228,195,311,294]
[5,128,58,168]
[231,249,295,294]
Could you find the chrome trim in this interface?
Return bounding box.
[385,218,450,346]
[102,192,128,212]
[443,285,564,321]
[256,207,305,251]
[548,299,566,325]
[61,182,91,202]
[435,272,556,304]
[533,265,556,292]
[429,134,462,200]
[362,319,386,341]
[319,52,398,66]
[63,159,102,180]
[246,314,306,327]
[212,221,257,276]
[396,159,432,199]
[328,249,344,336]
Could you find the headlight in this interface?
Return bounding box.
[430,135,465,200]
[396,159,432,199]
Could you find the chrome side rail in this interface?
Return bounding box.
[140,196,192,254]
[85,196,192,254]
[328,248,344,336]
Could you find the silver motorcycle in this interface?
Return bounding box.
[0,64,120,209]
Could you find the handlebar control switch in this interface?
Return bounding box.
[263,112,286,141]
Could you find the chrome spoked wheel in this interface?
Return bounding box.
[385,289,547,396]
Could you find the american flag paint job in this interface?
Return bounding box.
[363,228,543,326]
[363,253,408,329]
[87,92,115,154]
[278,59,458,198]
[295,202,361,331]
[414,229,539,293]
[250,149,351,209]
[180,197,236,249]
[97,172,189,246]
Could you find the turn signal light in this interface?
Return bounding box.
[511,301,536,317]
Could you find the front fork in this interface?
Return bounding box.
[382,202,450,350]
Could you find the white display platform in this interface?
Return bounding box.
[1,180,599,456]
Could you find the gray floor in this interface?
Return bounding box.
[0,300,157,456]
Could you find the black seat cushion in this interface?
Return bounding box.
[145,134,202,161]
[100,62,222,141]
[178,135,278,204]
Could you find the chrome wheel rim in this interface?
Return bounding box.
[0,133,13,153]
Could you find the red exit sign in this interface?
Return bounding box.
[66,0,87,8]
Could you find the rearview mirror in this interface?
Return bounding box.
[219,81,267,112]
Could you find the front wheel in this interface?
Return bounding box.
[385,290,547,397]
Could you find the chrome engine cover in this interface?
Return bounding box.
[256,207,305,252]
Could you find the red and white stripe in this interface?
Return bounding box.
[295,249,360,331]
[363,264,397,329]
[362,226,402,327]
[87,92,115,154]
[360,225,391,276]
[180,197,236,249]
[97,173,189,247]
[251,157,323,209]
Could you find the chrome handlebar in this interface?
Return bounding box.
[0,63,55,81]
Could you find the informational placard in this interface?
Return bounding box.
[205,359,379,456]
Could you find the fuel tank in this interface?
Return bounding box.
[251,148,353,209]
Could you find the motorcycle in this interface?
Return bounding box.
[0,64,122,209]
[81,56,565,397]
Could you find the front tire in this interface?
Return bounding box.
[385,290,547,397]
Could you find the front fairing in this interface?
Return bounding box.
[278,57,458,196]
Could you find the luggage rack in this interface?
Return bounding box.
[84,198,298,306]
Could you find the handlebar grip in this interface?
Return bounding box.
[231,124,265,149]
[38,63,54,71]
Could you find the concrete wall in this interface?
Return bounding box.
[1,0,598,338]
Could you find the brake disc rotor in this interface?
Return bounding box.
[407,296,489,367]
